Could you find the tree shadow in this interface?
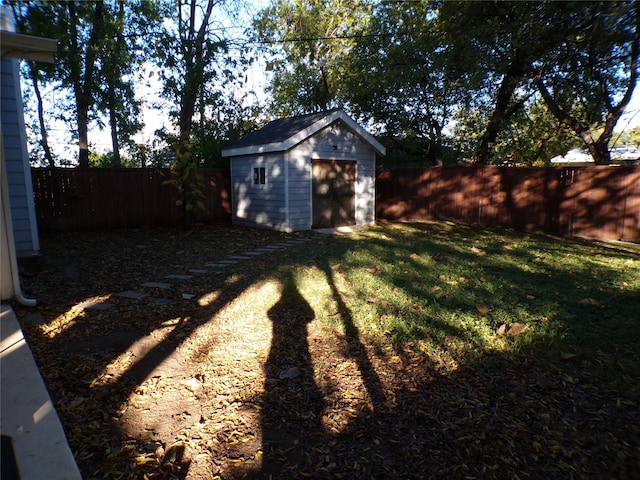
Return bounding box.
[314,257,387,407]
[261,268,325,477]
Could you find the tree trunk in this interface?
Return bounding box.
[474,55,528,164]
[174,0,216,226]
[76,94,90,168]
[534,74,613,164]
[69,1,104,168]
[30,67,55,167]
[108,82,122,168]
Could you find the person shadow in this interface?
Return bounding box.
[260,268,325,478]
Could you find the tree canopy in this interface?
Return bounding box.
[12,0,640,168]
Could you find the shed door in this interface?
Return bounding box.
[312,160,356,228]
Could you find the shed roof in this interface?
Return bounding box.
[221,108,386,157]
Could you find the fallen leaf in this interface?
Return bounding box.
[183,377,201,392]
[526,294,536,300]
[534,373,554,390]
[560,352,578,361]
[279,367,300,379]
[476,304,491,314]
[507,323,528,336]
[470,246,487,256]
[432,252,446,262]
[496,324,506,335]
[579,298,600,306]
[68,396,86,409]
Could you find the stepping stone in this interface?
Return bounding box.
[141,282,171,289]
[115,291,149,299]
[155,298,172,306]
[75,301,116,311]
[242,251,264,256]
[283,239,308,245]
[188,269,208,274]
[21,313,46,325]
[229,255,252,260]
[207,259,237,265]
[205,262,229,268]
[165,274,193,280]
[255,246,281,252]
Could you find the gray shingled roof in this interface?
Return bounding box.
[226,109,342,150]
[221,108,386,157]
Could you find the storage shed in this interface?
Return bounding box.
[221,109,385,231]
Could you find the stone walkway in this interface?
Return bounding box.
[74,238,312,312]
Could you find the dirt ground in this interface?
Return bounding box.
[14,224,640,479]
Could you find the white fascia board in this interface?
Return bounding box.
[222,142,284,157]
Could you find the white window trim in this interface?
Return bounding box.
[252,165,267,188]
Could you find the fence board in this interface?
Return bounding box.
[31,168,231,231]
[376,166,639,243]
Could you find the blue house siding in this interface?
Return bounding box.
[1,56,39,256]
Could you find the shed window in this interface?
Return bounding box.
[253,166,266,185]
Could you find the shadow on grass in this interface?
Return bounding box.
[261,269,324,477]
[15,222,640,479]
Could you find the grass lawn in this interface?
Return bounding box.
[16,221,640,479]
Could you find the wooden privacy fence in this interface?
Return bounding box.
[376,166,640,243]
[31,166,640,242]
[31,168,231,231]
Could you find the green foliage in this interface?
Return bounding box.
[14,0,639,169]
[256,0,639,166]
[612,126,640,147]
[494,100,584,165]
[14,0,162,167]
[165,145,207,226]
[87,150,143,168]
[255,0,372,115]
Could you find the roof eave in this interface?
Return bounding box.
[0,31,57,63]
[222,109,387,158]
[221,142,284,157]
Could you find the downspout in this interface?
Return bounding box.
[1,134,37,306]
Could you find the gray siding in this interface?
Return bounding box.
[293,121,376,226]
[1,56,39,255]
[229,118,378,232]
[284,152,312,231]
[230,153,290,230]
